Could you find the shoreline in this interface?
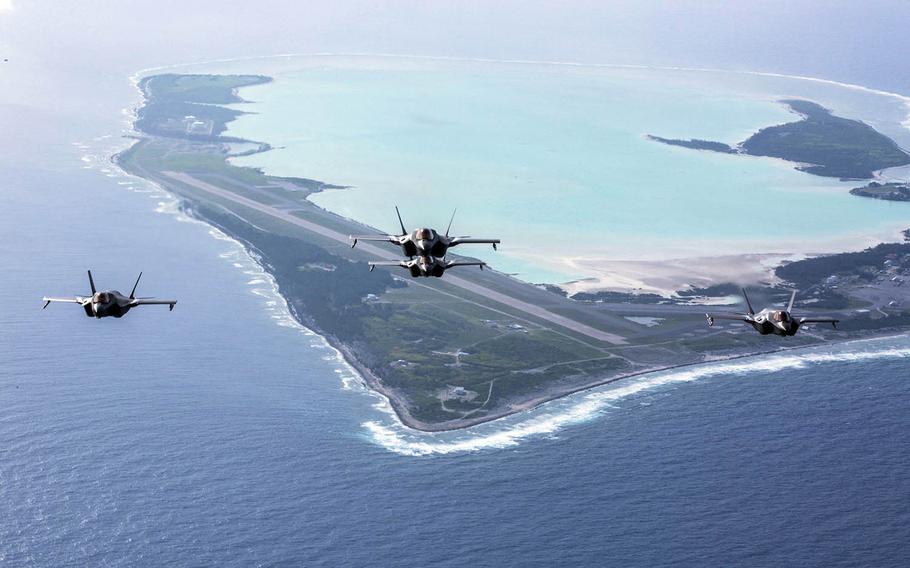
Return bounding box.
[115,64,910,433]
[169,199,907,433]
[127,51,910,120]
[647,99,910,180]
[219,58,910,291]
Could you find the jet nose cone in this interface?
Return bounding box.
[416,239,431,252]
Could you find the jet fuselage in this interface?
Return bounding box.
[398,228,450,258]
[748,308,799,336]
[407,256,448,278]
[87,290,133,318]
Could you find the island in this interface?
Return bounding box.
[649,99,910,179]
[116,74,910,431]
[644,136,736,154]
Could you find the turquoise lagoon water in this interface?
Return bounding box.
[4,51,910,566]
[221,56,910,284]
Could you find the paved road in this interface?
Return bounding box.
[162,171,628,344]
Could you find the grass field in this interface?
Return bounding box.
[116,73,906,428]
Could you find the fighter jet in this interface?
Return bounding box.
[43,271,176,318]
[368,255,485,278]
[706,289,838,336]
[350,207,500,258]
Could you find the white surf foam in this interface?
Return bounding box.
[136,172,366,392]
[112,54,910,451]
[363,339,910,456]
[74,126,365,405]
[127,52,910,135]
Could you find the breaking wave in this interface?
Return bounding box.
[363,338,910,456]
[77,130,364,399]
[103,55,910,456]
[128,52,910,134]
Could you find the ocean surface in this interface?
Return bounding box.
[1,54,909,566]
[219,56,910,284]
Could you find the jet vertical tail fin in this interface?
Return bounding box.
[742,288,755,315]
[395,206,407,235]
[130,272,143,299]
[787,289,797,313]
[88,270,97,294]
[445,208,457,237]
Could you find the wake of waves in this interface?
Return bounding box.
[363,339,910,456]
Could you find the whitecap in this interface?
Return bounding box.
[76,96,364,402]
[112,54,910,451]
[364,338,910,456]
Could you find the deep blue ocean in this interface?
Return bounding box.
[2,105,909,568]
[2,36,910,568]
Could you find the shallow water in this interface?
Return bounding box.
[2,53,910,566]
[218,56,910,283]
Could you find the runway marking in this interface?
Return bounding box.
[162,171,627,344]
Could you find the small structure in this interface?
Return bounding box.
[183,115,214,136]
[443,385,478,403]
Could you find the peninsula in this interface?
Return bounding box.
[850,181,910,202]
[649,99,910,179]
[117,74,910,431]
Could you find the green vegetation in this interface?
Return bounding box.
[850,181,910,201]
[649,99,910,179]
[195,204,404,336]
[193,203,616,423]
[118,73,903,430]
[776,241,910,289]
[645,135,735,153]
[136,74,270,141]
[743,100,910,178]
[123,72,675,427]
[141,74,269,104]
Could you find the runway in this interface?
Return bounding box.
[161,171,628,344]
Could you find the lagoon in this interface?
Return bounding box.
[224,56,910,287]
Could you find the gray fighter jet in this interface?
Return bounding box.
[350,207,500,258]
[369,255,485,278]
[43,271,176,318]
[706,289,838,336]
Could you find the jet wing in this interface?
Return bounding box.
[797,316,839,329]
[368,260,407,272]
[445,261,486,270]
[42,296,86,309]
[350,235,399,248]
[449,237,500,250]
[705,312,752,326]
[131,299,177,311]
